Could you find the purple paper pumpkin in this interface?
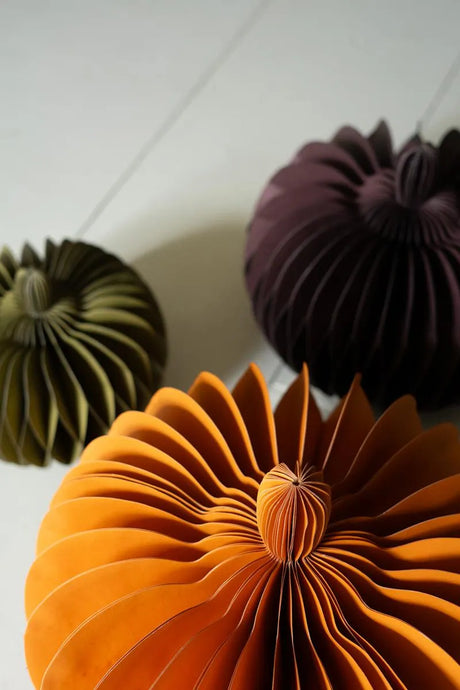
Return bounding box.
[245,121,460,409]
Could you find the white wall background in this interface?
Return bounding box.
[1,1,460,687]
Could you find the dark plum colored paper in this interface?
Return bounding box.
[245,121,460,409]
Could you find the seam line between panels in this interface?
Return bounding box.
[75,0,274,240]
[417,47,460,134]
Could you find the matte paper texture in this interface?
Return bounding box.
[0,240,166,465]
[245,122,460,409]
[25,365,460,688]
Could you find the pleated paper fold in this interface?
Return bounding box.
[245,121,460,408]
[0,240,166,464]
[25,364,460,688]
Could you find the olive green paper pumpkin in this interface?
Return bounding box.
[0,239,167,465]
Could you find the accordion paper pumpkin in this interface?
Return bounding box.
[25,365,460,689]
[245,121,460,409]
[0,239,166,465]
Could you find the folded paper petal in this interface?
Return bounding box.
[0,240,166,464]
[25,364,460,688]
[245,121,460,408]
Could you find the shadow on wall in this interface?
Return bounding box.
[132,221,266,391]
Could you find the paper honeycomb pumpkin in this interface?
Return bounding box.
[25,364,460,689]
[0,239,166,465]
[245,121,460,409]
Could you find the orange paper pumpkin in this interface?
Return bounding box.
[25,365,460,689]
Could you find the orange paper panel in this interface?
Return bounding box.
[25,364,460,688]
